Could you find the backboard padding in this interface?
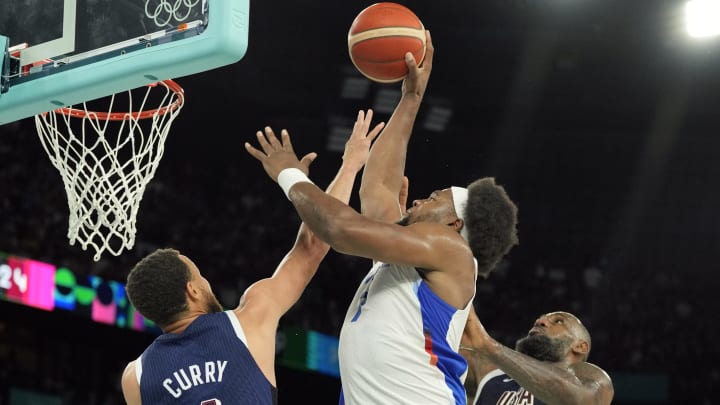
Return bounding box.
[0,0,249,125]
[0,36,8,94]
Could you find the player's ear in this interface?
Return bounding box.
[571,340,590,359]
[449,217,464,234]
[185,280,201,301]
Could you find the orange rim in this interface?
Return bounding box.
[56,79,185,120]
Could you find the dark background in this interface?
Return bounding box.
[2,0,720,403]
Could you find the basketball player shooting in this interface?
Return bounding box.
[246,30,520,405]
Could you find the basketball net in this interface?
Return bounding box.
[34,80,185,261]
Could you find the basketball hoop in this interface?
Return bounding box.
[34,79,185,261]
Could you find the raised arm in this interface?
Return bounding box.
[244,125,473,285]
[324,109,384,209]
[462,307,614,405]
[239,109,383,319]
[358,30,434,223]
[233,110,382,387]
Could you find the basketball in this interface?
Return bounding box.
[348,3,426,83]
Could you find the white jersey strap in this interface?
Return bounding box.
[225,310,249,345]
[135,354,143,384]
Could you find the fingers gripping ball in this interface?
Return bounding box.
[348,2,426,83]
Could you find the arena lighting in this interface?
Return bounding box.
[326,124,352,152]
[340,76,370,100]
[422,105,453,132]
[0,252,160,334]
[685,0,720,38]
[372,88,401,114]
[326,114,353,152]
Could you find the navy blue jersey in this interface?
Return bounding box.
[135,310,277,405]
[474,369,547,405]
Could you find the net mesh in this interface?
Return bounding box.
[34,80,184,261]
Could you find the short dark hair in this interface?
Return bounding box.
[126,248,190,327]
[464,178,519,276]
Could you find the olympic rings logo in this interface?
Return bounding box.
[145,0,201,27]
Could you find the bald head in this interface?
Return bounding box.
[516,311,593,364]
[544,311,591,360]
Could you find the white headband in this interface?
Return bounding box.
[451,186,469,241]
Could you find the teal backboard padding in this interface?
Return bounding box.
[0,0,249,125]
[0,35,8,94]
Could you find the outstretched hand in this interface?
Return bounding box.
[245,127,317,183]
[342,109,385,172]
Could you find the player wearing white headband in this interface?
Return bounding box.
[246,30,519,405]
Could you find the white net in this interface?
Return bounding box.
[34,80,185,261]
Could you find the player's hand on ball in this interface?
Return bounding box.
[402,30,433,99]
[245,127,317,183]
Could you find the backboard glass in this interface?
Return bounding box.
[0,0,249,125]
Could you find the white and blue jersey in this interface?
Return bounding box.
[338,261,476,405]
[473,369,547,405]
[135,310,277,405]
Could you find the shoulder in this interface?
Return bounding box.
[573,362,614,396]
[121,360,136,381]
[232,285,276,334]
[121,360,141,404]
[406,222,474,258]
[411,222,474,275]
[574,362,612,383]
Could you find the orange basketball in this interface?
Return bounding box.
[348,3,426,83]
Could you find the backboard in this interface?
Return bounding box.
[0,0,249,125]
